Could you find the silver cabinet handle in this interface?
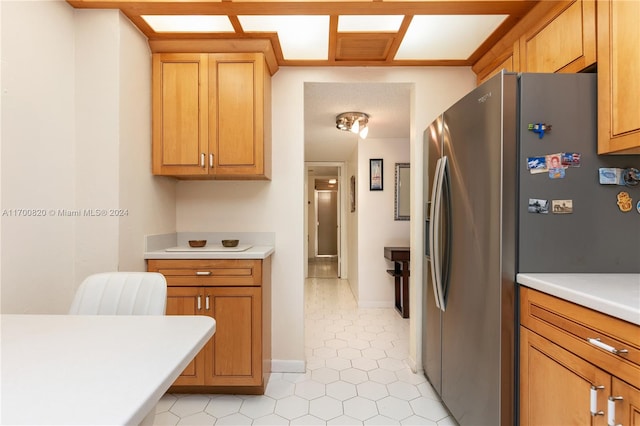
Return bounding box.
[590,385,605,416]
[608,396,623,426]
[197,295,202,311]
[209,153,213,168]
[200,153,205,168]
[587,338,629,355]
[205,295,210,310]
[196,271,211,276]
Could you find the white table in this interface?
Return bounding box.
[1,314,216,425]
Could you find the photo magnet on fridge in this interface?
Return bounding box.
[552,199,573,214]
[546,153,565,179]
[527,156,547,174]
[548,167,565,179]
[561,152,581,167]
[528,198,549,214]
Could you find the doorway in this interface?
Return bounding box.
[316,190,337,257]
[305,162,345,279]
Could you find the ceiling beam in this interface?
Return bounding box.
[67,1,538,17]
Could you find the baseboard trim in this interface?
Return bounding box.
[406,356,417,373]
[271,359,306,373]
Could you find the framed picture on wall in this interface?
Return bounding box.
[350,175,356,212]
[370,158,383,191]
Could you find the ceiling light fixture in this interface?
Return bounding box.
[336,112,369,139]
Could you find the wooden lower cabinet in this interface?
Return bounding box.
[520,327,610,425]
[149,258,271,394]
[166,287,205,385]
[520,287,640,425]
[612,377,640,426]
[204,286,261,386]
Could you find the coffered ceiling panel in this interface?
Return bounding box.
[67,0,540,70]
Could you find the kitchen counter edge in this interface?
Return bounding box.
[516,273,640,326]
[144,245,274,260]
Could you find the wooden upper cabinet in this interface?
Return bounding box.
[477,52,517,85]
[152,54,208,176]
[472,1,594,84]
[209,54,270,178]
[520,0,596,73]
[597,0,640,154]
[152,52,272,179]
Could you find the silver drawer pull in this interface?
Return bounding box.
[196,271,211,276]
[590,385,605,416]
[587,338,629,355]
[608,396,623,426]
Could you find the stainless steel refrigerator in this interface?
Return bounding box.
[422,71,640,426]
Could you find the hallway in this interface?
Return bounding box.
[307,257,339,279]
[152,260,454,424]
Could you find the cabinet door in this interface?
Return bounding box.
[520,0,596,73]
[204,286,262,386]
[597,0,640,154]
[477,53,516,85]
[152,53,209,175]
[166,287,206,385]
[520,327,609,426]
[611,378,640,426]
[209,53,267,178]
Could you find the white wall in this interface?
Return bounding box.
[1,0,77,313]
[346,152,359,299]
[74,9,121,282]
[357,137,410,307]
[1,2,176,314]
[0,0,4,310]
[178,67,476,370]
[116,13,176,271]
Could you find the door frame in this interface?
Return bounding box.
[304,161,346,278]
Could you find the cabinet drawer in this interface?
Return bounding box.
[521,287,640,388]
[148,259,262,286]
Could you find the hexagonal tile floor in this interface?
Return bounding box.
[152,266,456,425]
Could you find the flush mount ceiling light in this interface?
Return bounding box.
[336,112,369,139]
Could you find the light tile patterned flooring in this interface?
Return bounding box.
[152,258,455,425]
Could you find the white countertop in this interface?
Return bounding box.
[1,314,215,425]
[517,273,640,326]
[145,244,274,259]
[144,232,275,260]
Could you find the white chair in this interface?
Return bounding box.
[69,272,167,315]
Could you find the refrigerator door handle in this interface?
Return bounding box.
[428,158,442,310]
[429,156,447,311]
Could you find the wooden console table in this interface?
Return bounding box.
[384,246,410,318]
